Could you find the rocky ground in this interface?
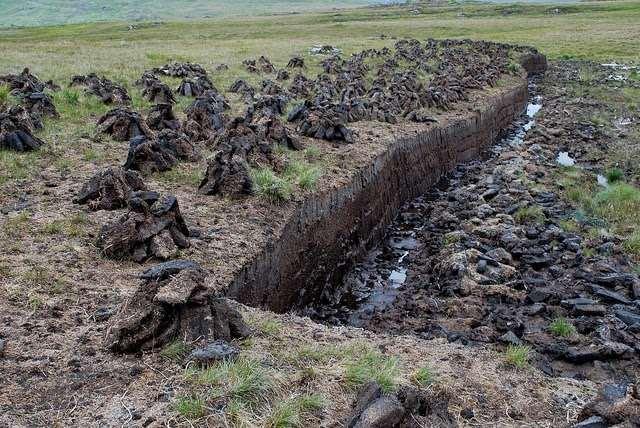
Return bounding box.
[315,61,640,426]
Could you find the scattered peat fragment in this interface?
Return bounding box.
[275,69,290,81]
[146,103,181,131]
[21,91,58,119]
[576,383,640,427]
[228,79,255,99]
[73,166,148,211]
[96,107,155,142]
[0,67,57,96]
[142,81,176,104]
[70,73,131,104]
[0,108,44,151]
[294,105,355,143]
[124,129,198,174]
[97,193,190,262]
[176,75,215,97]
[348,382,455,427]
[183,90,229,141]
[105,261,250,353]
[286,56,305,69]
[152,62,207,78]
[258,55,276,73]
[198,151,253,197]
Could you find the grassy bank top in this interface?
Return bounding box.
[0,0,639,77]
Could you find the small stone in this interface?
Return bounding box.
[499,330,522,346]
[614,309,640,327]
[573,416,606,428]
[188,340,239,366]
[574,304,607,316]
[139,260,201,281]
[352,396,405,428]
[589,285,631,304]
[0,338,6,358]
[527,288,551,303]
[94,307,115,322]
[461,408,475,420]
[477,259,488,274]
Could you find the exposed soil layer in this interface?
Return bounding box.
[228,80,528,312]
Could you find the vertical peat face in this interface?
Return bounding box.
[226,80,530,313]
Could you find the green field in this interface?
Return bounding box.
[0,0,384,28]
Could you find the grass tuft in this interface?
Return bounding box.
[198,357,273,409]
[175,395,206,420]
[344,349,400,393]
[251,168,292,204]
[265,393,325,428]
[160,340,188,361]
[514,205,546,224]
[605,168,624,184]
[505,345,531,368]
[285,160,321,191]
[412,366,434,387]
[549,318,576,337]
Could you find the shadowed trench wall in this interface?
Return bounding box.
[227,76,530,312]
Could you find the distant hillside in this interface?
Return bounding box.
[0,0,394,28]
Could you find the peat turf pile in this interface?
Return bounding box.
[97,193,191,262]
[106,260,250,353]
[71,73,131,105]
[0,68,59,150]
[73,166,148,211]
[0,106,45,151]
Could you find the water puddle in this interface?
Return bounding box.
[556,151,576,167]
[597,174,609,187]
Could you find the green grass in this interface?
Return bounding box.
[505,345,531,368]
[40,212,89,237]
[175,395,206,420]
[156,164,202,187]
[514,205,546,224]
[197,357,273,409]
[160,340,188,361]
[549,318,576,338]
[606,167,624,184]
[284,160,321,191]
[265,393,325,428]
[251,168,293,204]
[592,183,640,226]
[0,0,379,28]
[412,366,434,387]
[0,84,10,105]
[344,349,400,393]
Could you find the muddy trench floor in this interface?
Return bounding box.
[314,61,640,388]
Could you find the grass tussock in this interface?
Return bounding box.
[505,345,531,368]
[412,366,434,387]
[196,357,274,410]
[40,212,89,238]
[174,395,206,420]
[160,340,189,361]
[251,168,293,204]
[549,318,576,338]
[344,348,400,393]
[514,205,546,224]
[264,393,325,428]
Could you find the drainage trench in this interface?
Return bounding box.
[226,78,532,314]
[305,80,543,326]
